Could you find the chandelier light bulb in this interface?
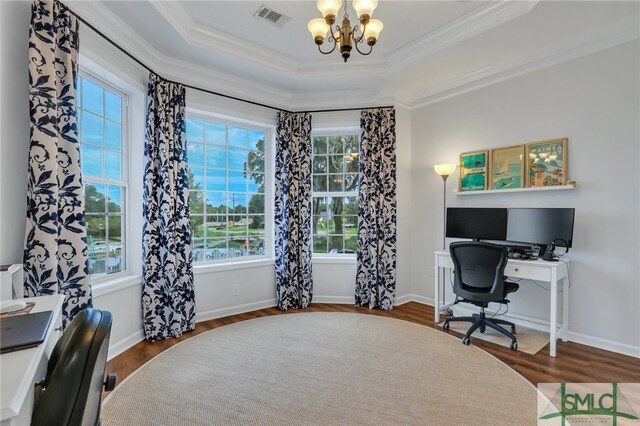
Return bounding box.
[353,0,378,23]
[308,18,330,44]
[363,19,383,44]
[317,0,342,23]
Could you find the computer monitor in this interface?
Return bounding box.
[446,208,508,241]
[506,208,575,248]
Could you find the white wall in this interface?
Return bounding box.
[411,41,640,356]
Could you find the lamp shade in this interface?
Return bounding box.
[353,0,378,19]
[434,164,457,177]
[308,18,330,42]
[363,19,383,42]
[317,0,342,18]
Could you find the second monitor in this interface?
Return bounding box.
[446,208,508,241]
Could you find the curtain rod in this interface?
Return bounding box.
[60,2,393,115]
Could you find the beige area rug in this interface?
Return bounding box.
[437,320,550,355]
[102,313,538,426]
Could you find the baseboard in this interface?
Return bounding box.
[108,329,145,360]
[394,294,414,306]
[195,298,278,323]
[409,296,640,358]
[567,331,640,359]
[312,295,354,304]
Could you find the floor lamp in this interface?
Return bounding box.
[434,164,457,315]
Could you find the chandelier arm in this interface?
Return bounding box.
[354,41,374,56]
[318,40,338,55]
[353,23,366,44]
[329,24,340,43]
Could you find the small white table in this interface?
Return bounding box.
[434,250,569,357]
[0,295,64,425]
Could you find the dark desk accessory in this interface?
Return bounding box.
[541,238,570,262]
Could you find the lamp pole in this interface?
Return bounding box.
[434,164,457,315]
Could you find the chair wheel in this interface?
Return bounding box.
[510,341,518,350]
[511,325,517,334]
[462,337,471,345]
[443,321,450,330]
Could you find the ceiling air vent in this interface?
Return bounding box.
[253,4,291,28]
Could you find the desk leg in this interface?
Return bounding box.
[434,259,440,324]
[549,268,558,357]
[562,274,569,342]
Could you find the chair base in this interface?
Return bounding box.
[443,311,518,350]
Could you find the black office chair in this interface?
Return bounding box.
[31,308,117,426]
[443,242,520,350]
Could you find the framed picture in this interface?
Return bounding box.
[490,145,525,190]
[526,138,568,187]
[459,150,488,192]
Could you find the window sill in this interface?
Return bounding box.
[313,256,357,265]
[91,274,142,297]
[194,258,274,275]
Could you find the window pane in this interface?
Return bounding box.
[328,175,343,192]
[192,239,205,262]
[328,155,343,173]
[248,235,265,256]
[82,79,103,115]
[206,123,226,145]
[313,197,327,216]
[328,236,344,253]
[105,121,121,151]
[229,192,247,214]
[187,142,204,167]
[105,91,121,123]
[248,173,263,193]
[107,244,124,274]
[228,171,246,192]
[206,216,227,239]
[81,112,103,146]
[107,186,123,213]
[313,235,327,253]
[108,215,123,244]
[313,156,327,174]
[228,127,247,148]
[228,217,247,235]
[206,146,226,169]
[345,135,358,154]
[313,136,327,154]
[207,238,227,260]
[187,119,204,143]
[344,236,357,253]
[249,130,264,150]
[246,150,265,174]
[191,215,204,238]
[105,151,122,180]
[328,136,343,154]
[228,238,248,258]
[206,192,227,215]
[82,144,103,178]
[313,175,327,192]
[85,184,105,213]
[228,148,247,171]
[344,174,358,192]
[248,193,264,214]
[344,196,358,215]
[189,190,204,215]
[189,167,205,190]
[248,215,265,234]
[87,215,106,244]
[345,216,358,233]
[206,169,226,191]
[345,156,359,173]
[313,216,325,235]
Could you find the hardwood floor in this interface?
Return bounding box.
[106,302,640,395]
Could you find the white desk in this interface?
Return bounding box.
[0,295,64,425]
[434,250,569,357]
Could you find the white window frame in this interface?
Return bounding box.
[186,109,275,268]
[311,127,360,259]
[78,69,130,283]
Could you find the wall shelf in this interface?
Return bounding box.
[455,184,576,196]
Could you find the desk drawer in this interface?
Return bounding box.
[44,312,63,358]
[505,263,550,281]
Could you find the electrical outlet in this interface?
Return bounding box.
[232,284,240,296]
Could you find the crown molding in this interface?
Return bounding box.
[409,17,640,109]
[387,1,538,70]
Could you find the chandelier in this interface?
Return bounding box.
[307,0,383,63]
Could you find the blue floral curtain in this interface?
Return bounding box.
[141,73,195,341]
[24,0,92,326]
[274,111,313,310]
[355,108,397,310]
